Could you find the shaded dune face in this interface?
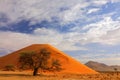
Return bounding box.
[0,44,98,74]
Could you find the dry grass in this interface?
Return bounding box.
[0,71,120,80]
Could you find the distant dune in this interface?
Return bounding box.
[85,61,120,72]
[0,44,97,74]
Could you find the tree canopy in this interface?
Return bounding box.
[19,48,62,76]
[19,48,51,76]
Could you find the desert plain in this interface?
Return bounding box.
[0,71,120,80]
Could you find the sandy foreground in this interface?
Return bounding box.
[0,71,120,80]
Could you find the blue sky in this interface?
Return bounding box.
[0,0,120,65]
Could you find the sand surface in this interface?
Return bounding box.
[0,71,120,80]
[0,44,97,74]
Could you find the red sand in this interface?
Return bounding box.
[0,44,98,74]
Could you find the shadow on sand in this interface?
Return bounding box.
[0,72,32,77]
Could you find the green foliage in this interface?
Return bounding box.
[50,59,62,72]
[36,48,51,69]
[19,48,63,76]
[4,64,15,71]
[19,51,35,69]
[19,48,51,76]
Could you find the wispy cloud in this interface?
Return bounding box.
[0,0,111,26]
[73,52,120,65]
[87,8,100,14]
[82,17,120,45]
[0,28,87,53]
[0,0,120,65]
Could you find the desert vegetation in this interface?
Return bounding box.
[0,71,120,80]
[19,48,62,76]
[3,64,15,71]
[1,44,118,80]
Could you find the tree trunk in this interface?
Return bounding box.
[33,68,38,76]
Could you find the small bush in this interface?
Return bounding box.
[4,64,15,71]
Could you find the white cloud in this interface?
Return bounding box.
[111,0,120,3]
[87,8,100,14]
[66,16,120,45]
[0,0,120,65]
[0,0,82,25]
[0,16,119,55]
[74,53,120,65]
[91,0,108,6]
[0,28,87,55]
[81,17,120,45]
[100,28,120,45]
[0,0,109,26]
[61,3,88,23]
[60,0,109,23]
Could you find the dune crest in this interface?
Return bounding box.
[0,44,98,74]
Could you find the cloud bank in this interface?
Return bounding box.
[0,0,120,65]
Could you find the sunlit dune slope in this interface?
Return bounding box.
[0,44,98,74]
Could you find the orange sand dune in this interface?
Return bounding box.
[0,44,98,74]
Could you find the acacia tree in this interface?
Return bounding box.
[52,59,62,71]
[19,48,51,76]
[50,59,62,74]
